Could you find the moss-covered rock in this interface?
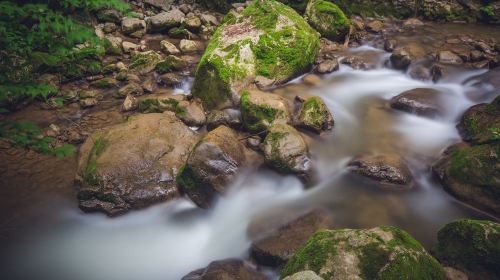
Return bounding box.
[263,124,312,180]
[330,0,416,19]
[191,0,320,109]
[155,55,185,74]
[433,142,500,217]
[304,0,350,42]
[281,226,446,280]
[129,51,163,75]
[458,96,500,145]
[276,0,309,13]
[296,96,334,134]
[240,90,291,132]
[91,77,118,88]
[437,219,500,279]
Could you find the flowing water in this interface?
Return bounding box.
[0,43,497,280]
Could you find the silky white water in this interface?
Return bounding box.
[0,47,491,280]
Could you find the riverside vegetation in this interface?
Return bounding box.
[0,0,499,280]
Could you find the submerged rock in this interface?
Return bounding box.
[390,88,445,118]
[263,124,312,180]
[250,209,331,267]
[182,258,266,280]
[347,154,414,189]
[240,90,291,132]
[177,125,261,208]
[281,226,446,279]
[76,112,199,216]
[296,96,334,134]
[433,142,500,217]
[191,0,320,109]
[437,219,500,280]
[457,96,500,145]
[304,0,350,41]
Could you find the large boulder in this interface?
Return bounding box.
[182,258,266,280]
[437,219,500,280]
[263,124,312,180]
[76,112,200,216]
[177,125,261,208]
[250,209,331,267]
[296,96,334,134]
[191,0,320,109]
[433,142,500,217]
[281,226,446,279]
[304,0,350,41]
[240,90,291,132]
[146,9,185,32]
[390,88,445,118]
[347,154,414,189]
[457,96,500,145]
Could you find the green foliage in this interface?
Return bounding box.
[0,121,75,157]
[0,0,129,109]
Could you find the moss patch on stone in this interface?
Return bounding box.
[240,91,283,132]
[80,136,107,187]
[176,164,203,191]
[305,0,350,41]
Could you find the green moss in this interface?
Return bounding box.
[102,64,117,74]
[380,253,446,280]
[299,96,329,132]
[306,0,350,41]
[129,51,162,74]
[115,70,128,81]
[138,98,186,115]
[91,77,117,88]
[240,91,282,132]
[168,27,190,39]
[264,130,292,172]
[359,243,390,279]
[176,164,203,191]
[438,219,500,278]
[155,55,185,74]
[80,136,106,187]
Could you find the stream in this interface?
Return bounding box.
[0,41,497,280]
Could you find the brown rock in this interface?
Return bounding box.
[438,51,463,65]
[182,259,266,280]
[390,88,444,117]
[316,59,339,74]
[160,73,183,86]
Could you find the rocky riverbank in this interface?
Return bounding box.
[0,0,499,280]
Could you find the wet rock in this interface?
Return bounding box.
[206,110,241,131]
[384,39,397,52]
[138,96,186,114]
[457,96,500,145]
[91,77,118,89]
[199,13,219,26]
[296,96,334,134]
[185,16,202,33]
[438,51,463,65]
[465,67,500,92]
[433,142,500,217]
[181,259,266,280]
[304,0,350,41]
[122,41,140,53]
[146,9,185,32]
[97,9,121,23]
[283,271,323,280]
[117,82,144,98]
[121,17,146,38]
[342,56,375,70]
[179,39,204,53]
[390,88,444,117]
[403,18,424,27]
[191,0,319,110]
[103,22,118,33]
[263,124,312,180]
[437,219,500,280]
[76,112,199,216]
[366,20,384,33]
[281,226,446,279]
[444,267,468,280]
[254,75,276,90]
[347,154,414,189]
[122,94,138,111]
[155,55,185,73]
[105,35,123,55]
[390,48,412,70]
[129,51,163,75]
[79,98,99,108]
[303,74,322,86]
[142,76,157,93]
[175,100,206,127]
[316,58,339,74]
[159,72,183,86]
[250,209,331,267]
[168,27,191,39]
[177,125,261,208]
[408,63,441,82]
[160,40,181,55]
[240,90,291,132]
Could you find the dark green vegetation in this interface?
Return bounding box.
[281,226,446,280]
[438,219,500,279]
[461,96,500,144]
[305,0,350,41]
[80,135,106,186]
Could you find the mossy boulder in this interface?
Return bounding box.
[177,125,262,208]
[433,142,500,217]
[296,96,334,134]
[458,96,500,145]
[155,55,185,74]
[129,51,163,75]
[304,0,350,42]
[240,90,291,132]
[263,124,312,180]
[76,112,200,216]
[191,0,320,110]
[281,226,446,280]
[330,0,416,19]
[437,219,500,279]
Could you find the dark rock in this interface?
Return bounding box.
[384,38,397,52]
[438,51,463,65]
[160,73,183,86]
[390,88,445,117]
[316,59,339,74]
[97,9,121,23]
[390,48,412,70]
[348,154,414,189]
[182,259,266,280]
[457,96,500,145]
[250,209,331,267]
